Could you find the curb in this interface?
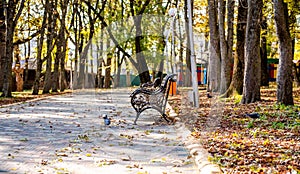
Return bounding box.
[167,103,223,174]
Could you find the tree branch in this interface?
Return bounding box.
[83,0,138,68]
[13,29,40,45]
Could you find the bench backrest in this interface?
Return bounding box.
[161,74,176,90]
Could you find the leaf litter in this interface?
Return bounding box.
[168,86,300,173]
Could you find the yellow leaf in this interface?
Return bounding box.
[232,132,238,137]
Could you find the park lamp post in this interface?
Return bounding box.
[187,0,199,108]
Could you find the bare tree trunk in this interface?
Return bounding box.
[129,0,151,84]
[208,0,221,92]
[0,2,6,91]
[104,39,112,88]
[58,0,68,92]
[32,3,48,95]
[52,44,60,92]
[274,0,294,105]
[219,0,231,94]
[77,27,85,89]
[222,0,247,97]
[2,1,15,97]
[96,30,103,88]
[72,2,79,89]
[184,0,191,87]
[114,49,121,88]
[43,0,57,94]
[260,15,269,87]
[293,62,300,87]
[24,0,30,86]
[241,0,262,104]
[2,0,25,97]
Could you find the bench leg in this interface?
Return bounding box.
[134,112,141,125]
[162,113,170,123]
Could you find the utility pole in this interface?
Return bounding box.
[187,0,199,107]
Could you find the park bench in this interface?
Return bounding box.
[130,74,177,125]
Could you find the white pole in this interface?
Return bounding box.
[69,52,73,90]
[187,0,199,107]
[70,60,73,90]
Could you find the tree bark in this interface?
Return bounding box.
[260,15,269,87]
[59,0,68,92]
[43,0,57,94]
[2,0,25,97]
[184,0,192,87]
[273,0,294,105]
[241,0,262,104]
[0,3,6,91]
[208,0,221,92]
[223,0,247,97]
[130,0,151,84]
[104,47,112,89]
[32,2,48,95]
[219,0,232,94]
[2,1,15,97]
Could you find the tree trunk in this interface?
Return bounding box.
[184,0,192,87]
[241,0,262,104]
[208,0,221,92]
[290,3,300,87]
[104,50,112,88]
[77,29,85,89]
[114,50,121,88]
[219,0,231,94]
[96,28,104,88]
[0,3,5,91]
[2,0,21,97]
[135,15,150,84]
[260,15,269,87]
[59,0,68,92]
[43,0,57,94]
[52,41,60,92]
[129,0,151,84]
[223,0,247,97]
[24,0,30,86]
[273,0,294,105]
[32,4,48,95]
[226,0,234,84]
[293,62,300,87]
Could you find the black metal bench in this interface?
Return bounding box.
[130,74,177,124]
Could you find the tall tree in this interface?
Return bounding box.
[59,0,69,92]
[1,0,25,97]
[0,1,6,91]
[208,0,221,92]
[273,0,294,105]
[241,0,263,104]
[219,0,234,94]
[43,0,58,94]
[32,2,48,95]
[184,0,192,87]
[223,0,247,97]
[130,0,151,84]
[289,0,300,87]
[260,14,269,86]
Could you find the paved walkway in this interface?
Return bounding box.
[0,89,201,174]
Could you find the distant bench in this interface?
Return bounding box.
[130,74,177,124]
